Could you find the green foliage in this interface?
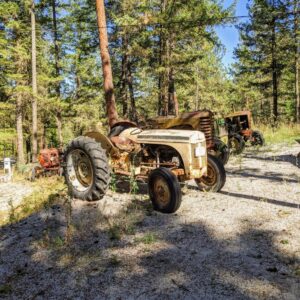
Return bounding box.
[134,232,158,244]
[0,0,299,163]
[233,0,299,122]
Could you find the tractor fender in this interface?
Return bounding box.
[84,131,119,157]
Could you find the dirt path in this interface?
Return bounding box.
[0,182,32,218]
[0,143,299,299]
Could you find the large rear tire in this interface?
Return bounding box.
[148,167,182,213]
[63,136,110,201]
[195,154,226,192]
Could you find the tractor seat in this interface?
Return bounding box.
[110,136,135,152]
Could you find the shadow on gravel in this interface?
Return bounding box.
[219,191,300,210]
[244,153,300,168]
[0,195,299,299]
[226,169,299,184]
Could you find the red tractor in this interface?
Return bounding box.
[31,148,63,181]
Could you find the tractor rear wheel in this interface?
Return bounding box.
[195,154,226,192]
[148,167,182,213]
[229,134,245,155]
[63,136,110,201]
[251,131,265,146]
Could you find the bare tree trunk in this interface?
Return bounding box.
[168,67,178,115]
[31,1,38,162]
[51,0,64,143]
[121,35,128,116]
[52,0,60,94]
[16,94,24,165]
[95,0,118,128]
[271,15,278,123]
[127,61,138,122]
[55,112,63,147]
[158,0,169,116]
[294,0,300,123]
[195,67,199,111]
[39,122,46,150]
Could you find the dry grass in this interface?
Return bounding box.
[3,176,66,226]
[257,123,300,145]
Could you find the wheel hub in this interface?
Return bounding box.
[67,149,93,192]
[153,178,170,208]
[201,164,217,186]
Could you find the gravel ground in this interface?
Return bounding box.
[0,182,32,212]
[0,143,299,299]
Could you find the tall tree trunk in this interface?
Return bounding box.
[168,67,178,115]
[52,0,60,95]
[31,1,38,162]
[294,0,300,123]
[127,61,137,122]
[55,112,63,147]
[95,0,118,128]
[271,15,278,123]
[16,93,24,165]
[158,33,163,115]
[158,0,169,116]
[52,0,64,142]
[121,35,128,116]
[195,67,200,111]
[167,33,178,116]
[39,122,46,150]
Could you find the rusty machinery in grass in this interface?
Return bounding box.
[63,121,214,214]
[224,111,265,154]
[31,148,63,181]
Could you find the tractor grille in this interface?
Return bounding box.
[199,115,215,149]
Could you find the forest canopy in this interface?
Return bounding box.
[0,0,299,164]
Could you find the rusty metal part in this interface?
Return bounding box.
[152,177,171,208]
[195,163,216,186]
[148,110,215,149]
[171,168,185,176]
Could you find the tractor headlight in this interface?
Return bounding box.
[194,145,206,157]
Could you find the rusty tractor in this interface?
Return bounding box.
[224,111,265,154]
[63,121,212,213]
[146,110,227,192]
[31,148,63,181]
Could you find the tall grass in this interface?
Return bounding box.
[256,123,300,145]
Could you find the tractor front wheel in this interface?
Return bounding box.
[251,131,265,146]
[148,167,182,213]
[195,154,226,192]
[63,136,110,201]
[214,138,230,165]
[229,134,245,155]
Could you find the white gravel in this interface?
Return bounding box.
[0,182,32,212]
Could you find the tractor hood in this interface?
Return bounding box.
[136,129,205,144]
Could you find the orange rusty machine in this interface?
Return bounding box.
[31,148,63,180]
[225,111,265,147]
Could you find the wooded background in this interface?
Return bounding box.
[0,0,299,164]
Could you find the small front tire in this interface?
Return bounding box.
[251,131,265,146]
[148,167,182,213]
[214,138,230,165]
[229,134,245,155]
